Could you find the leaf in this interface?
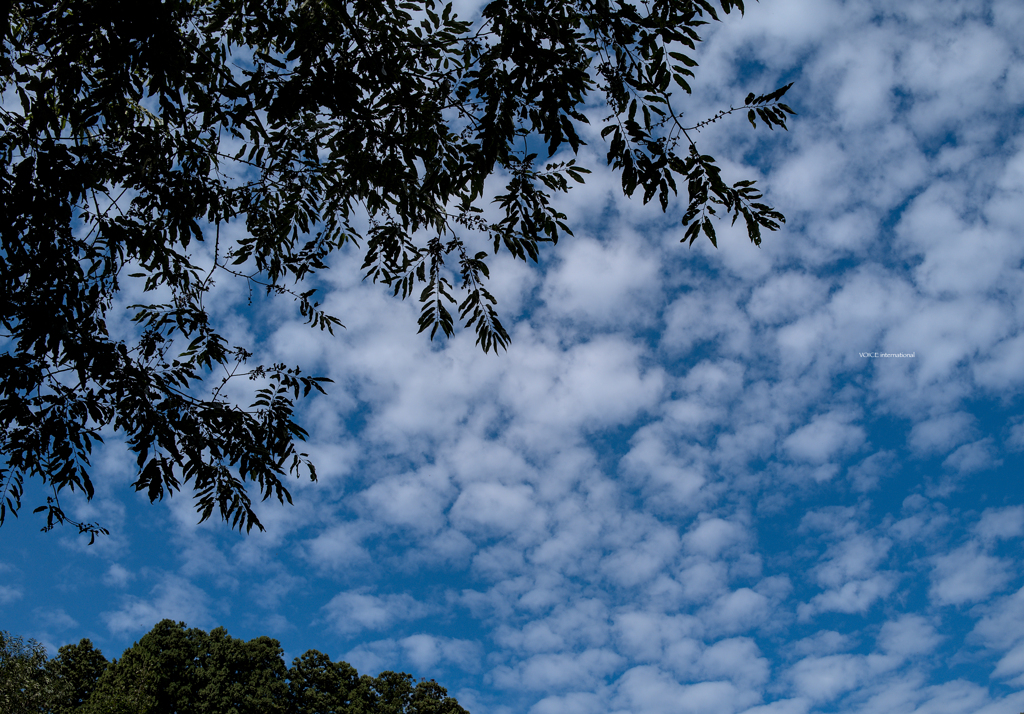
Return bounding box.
[703,218,717,247]
[0,0,792,542]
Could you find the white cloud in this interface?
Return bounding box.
[930,543,1013,606]
[360,467,454,533]
[846,451,898,492]
[770,140,851,216]
[787,651,898,703]
[684,517,748,558]
[529,691,606,714]
[342,638,401,676]
[974,333,1024,389]
[496,599,610,654]
[908,412,976,456]
[898,21,1010,137]
[857,678,1022,714]
[249,571,305,611]
[823,27,899,130]
[702,588,773,635]
[450,482,538,537]
[662,289,751,357]
[320,591,432,635]
[620,428,709,510]
[102,574,211,636]
[738,700,812,714]
[788,654,868,702]
[491,649,624,693]
[34,607,78,631]
[992,641,1024,683]
[302,522,373,571]
[889,499,953,544]
[677,560,730,603]
[747,273,829,325]
[1008,421,1024,451]
[877,615,942,658]
[102,563,134,588]
[614,665,760,714]
[971,586,1024,651]
[342,634,483,679]
[398,634,483,673]
[812,532,892,590]
[799,575,896,621]
[790,631,855,658]
[496,333,666,441]
[783,412,865,465]
[613,611,703,663]
[942,438,1000,475]
[0,584,22,604]
[601,526,681,588]
[540,232,662,328]
[700,638,770,688]
[796,515,897,620]
[974,506,1024,543]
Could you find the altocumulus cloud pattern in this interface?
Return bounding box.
[5,0,1024,713]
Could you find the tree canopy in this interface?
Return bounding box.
[1,630,65,713]
[0,0,794,537]
[2,621,468,714]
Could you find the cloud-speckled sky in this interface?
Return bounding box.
[5,1,1024,712]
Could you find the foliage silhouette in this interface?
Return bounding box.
[1,630,72,712]
[3,621,468,714]
[0,0,793,537]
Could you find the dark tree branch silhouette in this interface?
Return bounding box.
[0,0,794,537]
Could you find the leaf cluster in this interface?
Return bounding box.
[0,0,793,536]
[3,621,469,714]
[1,630,67,713]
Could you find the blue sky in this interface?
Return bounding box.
[4,0,1024,712]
